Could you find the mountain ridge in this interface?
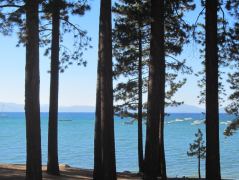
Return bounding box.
[0,102,225,113]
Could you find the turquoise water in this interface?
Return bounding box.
[0,113,238,179]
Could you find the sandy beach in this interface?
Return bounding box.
[0,164,212,180]
[0,164,142,180]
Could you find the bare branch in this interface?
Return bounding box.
[193,7,205,38]
[0,4,23,8]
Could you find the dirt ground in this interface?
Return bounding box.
[0,164,141,180]
[0,164,231,180]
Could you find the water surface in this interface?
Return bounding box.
[0,112,238,179]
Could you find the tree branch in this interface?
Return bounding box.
[0,4,23,8]
[193,7,205,38]
[60,17,85,35]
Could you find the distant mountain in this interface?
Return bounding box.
[0,102,225,113]
[58,105,95,112]
[166,104,204,113]
[0,102,24,112]
[166,104,226,113]
[0,102,95,112]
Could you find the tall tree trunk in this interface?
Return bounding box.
[94,0,116,179]
[206,0,221,179]
[93,57,103,179]
[25,0,42,179]
[137,26,143,173]
[156,0,167,178]
[198,148,201,179]
[144,0,166,179]
[47,0,60,175]
[205,0,221,179]
[159,100,166,179]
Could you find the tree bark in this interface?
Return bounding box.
[25,0,42,179]
[93,52,103,180]
[144,0,166,179]
[94,0,116,179]
[156,0,167,178]
[198,146,201,179]
[137,26,143,173]
[159,101,166,179]
[47,0,60,175]
[205,0,221,179]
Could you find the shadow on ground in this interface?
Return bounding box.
[0,164,234,180]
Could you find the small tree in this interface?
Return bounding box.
[187,128,206,179]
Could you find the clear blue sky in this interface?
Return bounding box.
[0,0,232,108]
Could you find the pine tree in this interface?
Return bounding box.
[46,0,61,175]
[205,0,221,179]
[113,0,195,175]
[194,0,239,176]
[0,0,91,177]
[0,1,42,178]
[187,129,206,179]
[112,0,149,173]
[194,1,233,178]
[41,0,91,175]
[144,0,165,178]
[25,0,42,179]
[94,0,116,179]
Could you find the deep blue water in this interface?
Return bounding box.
[0,112,238,179]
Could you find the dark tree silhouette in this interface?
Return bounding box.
[0,0,90,177]
[94,0,116,179]
[94,59,103,179]
[187,129,206,179]
[47,0,61,175]
[0,2,42,178]
[205,0,221,179]
[144,0,166,179]
[25,0,42,179]
[112,1,149,173]
[112,0,194,174]
[41,0,90,175]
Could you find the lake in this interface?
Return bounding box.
[0,112,238,179]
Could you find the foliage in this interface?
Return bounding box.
[225,72,239,116]
[0,0,24,36]
[224,0,239,135]
[224,118,239,136]
[226,0,239,17]
[187,128,206,159]
[187,128,206,179]
[194,13,229,105]
[0,0,92,72]
[193,0,239,105]
[40,0,92,72]
[113,0,195,119]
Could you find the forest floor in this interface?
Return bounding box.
[0,164,230,180]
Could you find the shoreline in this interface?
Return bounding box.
[0,163,228,180]
[0,164,141,180]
